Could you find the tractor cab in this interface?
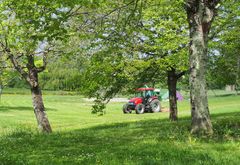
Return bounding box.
[135,88,158,103]
[136,88,155,98]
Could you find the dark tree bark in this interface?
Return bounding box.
[168,68,178,121]
[28,62,52,133]
[168,68,186,121]
[186,0,220,134]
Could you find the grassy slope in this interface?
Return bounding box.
[0,93,240,165]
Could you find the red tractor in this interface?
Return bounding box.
[123,88,161,114]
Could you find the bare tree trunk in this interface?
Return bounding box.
[168,69,178,121]
[186,0,219,134]
[28,65,52,133]
[31,85,52,133]
[168,68,186,121]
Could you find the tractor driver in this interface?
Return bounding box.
[144,90,151,104]
[146,90,152,98]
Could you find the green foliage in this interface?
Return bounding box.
[80,0,189,113]
[0,0,104,81]
[91,97,106,115]
[1,87,79,95]
[208,1,240,89]
[39,55,87,91]
[1,0,73,49]
[0,69,24,89]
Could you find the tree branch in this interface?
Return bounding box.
[76,0,137,31]
[176,68,190,79]
[176,71,186,79]
[0,41,29,81]
[8,54,29,81]
[35,44,55,73]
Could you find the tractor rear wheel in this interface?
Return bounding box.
[123,104,132,114]
[150,99,161,113]
[135,104,145,114]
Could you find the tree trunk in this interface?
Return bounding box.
[30,69,52,133]
[31,86,52,133]
[186,0,219,134]
[168,69,178,121]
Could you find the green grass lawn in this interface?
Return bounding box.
[0,92,240,165]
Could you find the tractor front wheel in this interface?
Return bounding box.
[150,99,161,113]
[135,104,145,114]
[123,104,132,114]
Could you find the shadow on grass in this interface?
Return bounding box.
[0,106,57,112]
[0,111,240,165]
